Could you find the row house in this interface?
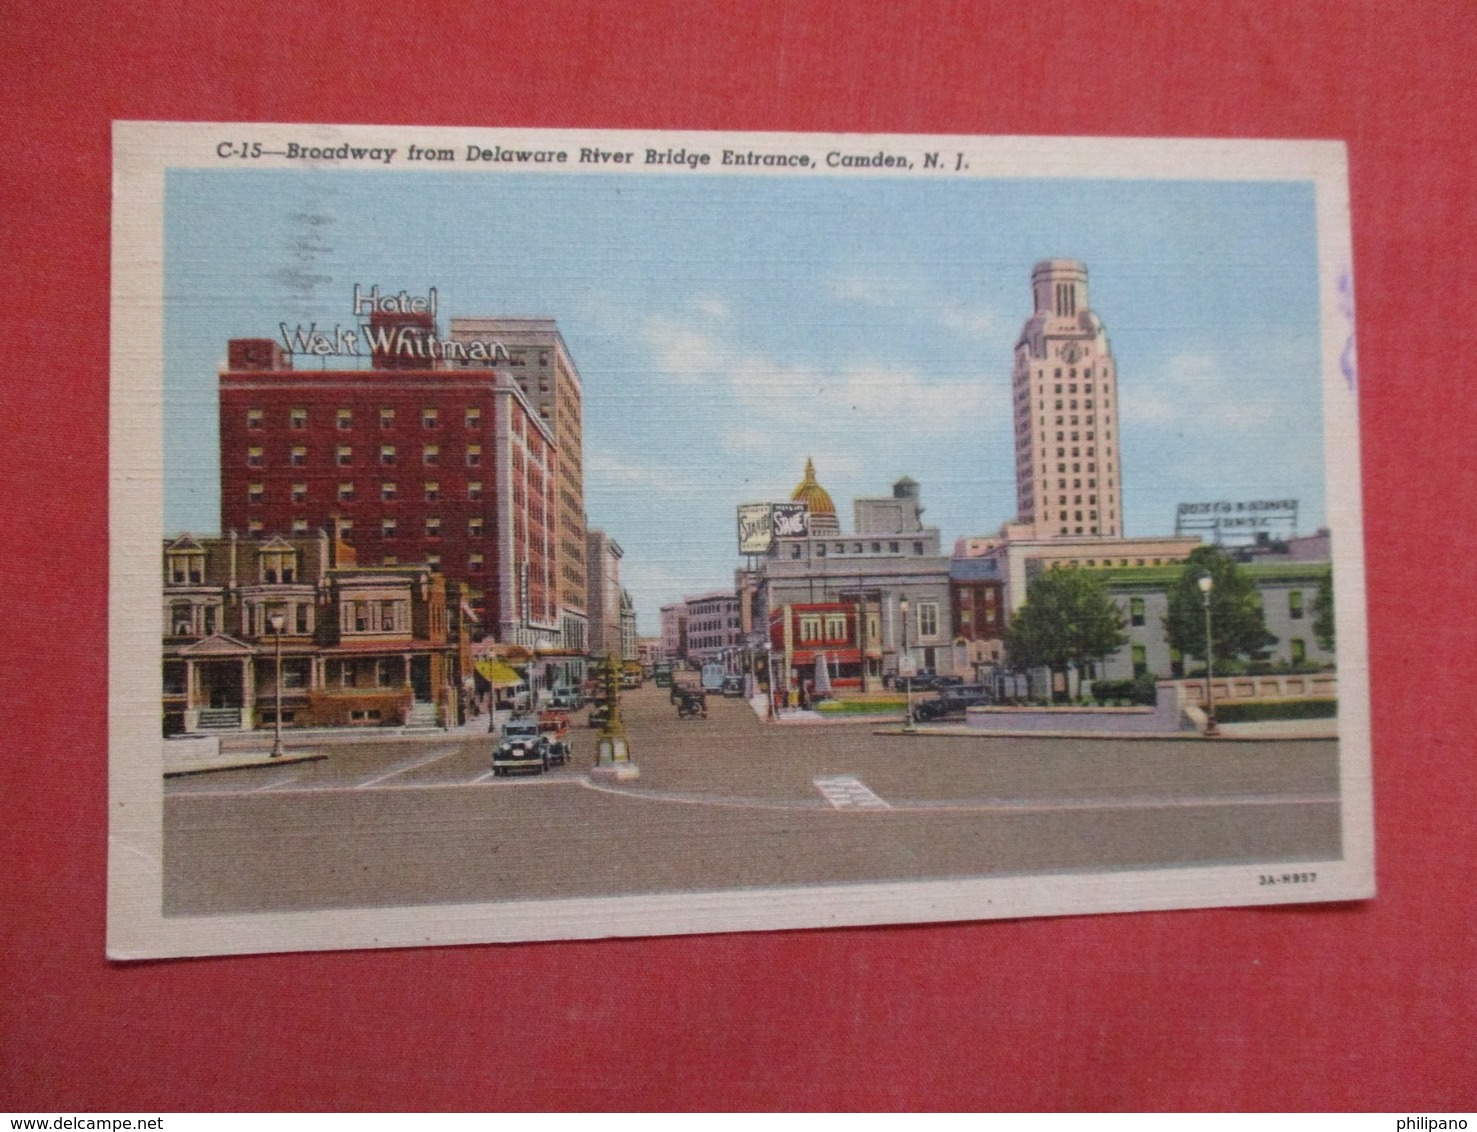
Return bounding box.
[162,530,470,735]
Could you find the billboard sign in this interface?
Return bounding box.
[737,503,775,554]
[738,501,811,552]
[771,502,810,539]
[1175,499,1298,543]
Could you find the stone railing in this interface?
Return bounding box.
[1167,673,1337,704]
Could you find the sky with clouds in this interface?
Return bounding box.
[165,168,1325,633]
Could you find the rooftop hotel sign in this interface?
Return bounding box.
[278,284,510,362]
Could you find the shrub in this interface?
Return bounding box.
[1214,698,1337,723]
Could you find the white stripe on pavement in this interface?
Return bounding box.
[354,747,461,789]
[814,775,892,810]
[250,775,300,793]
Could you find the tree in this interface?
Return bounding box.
[1164,547,1276,668]
[1312,569,1336,653]
[1004,567,1129,701]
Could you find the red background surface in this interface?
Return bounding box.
[3,0,1474,1112]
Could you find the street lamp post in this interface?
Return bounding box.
[1198,574,1219,737]
[900,597,915,732]
[268,610,285,758]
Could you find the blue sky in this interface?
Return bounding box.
[165,168,1325,634]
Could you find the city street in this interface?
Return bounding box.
[164,684,1342,916]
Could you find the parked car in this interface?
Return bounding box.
[548,688,581,711]
[492,718,551,776]
[913,683,993,721]
[720,675,745,698]
[536,710,572,767]
[587,704,611,729]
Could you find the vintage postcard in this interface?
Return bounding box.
[109,123,1372,958]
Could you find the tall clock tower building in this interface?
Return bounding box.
[1010,259,1124,540]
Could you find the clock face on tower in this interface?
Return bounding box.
[1060,341,1083,365]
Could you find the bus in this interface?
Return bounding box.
[653,662,673,688]
[701,663,726,692]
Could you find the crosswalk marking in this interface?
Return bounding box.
[814,775,891,810]
[353,747,459,789]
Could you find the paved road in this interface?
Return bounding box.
[164,684,1342,915]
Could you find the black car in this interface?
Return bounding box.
[720,675,745,698]
[913,683,992,721]
[492,719,551,776]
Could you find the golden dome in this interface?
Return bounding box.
[791,457,836,516]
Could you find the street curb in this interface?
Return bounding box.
[164,752,329,777]
[870,727,1336,742]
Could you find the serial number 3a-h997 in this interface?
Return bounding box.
[1259,871,1318,886]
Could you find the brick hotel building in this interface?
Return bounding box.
[219,321,560,647]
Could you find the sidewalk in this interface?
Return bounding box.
[163,735,328,777]
[165,711,499,775]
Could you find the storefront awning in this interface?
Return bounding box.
[473,657,525,688]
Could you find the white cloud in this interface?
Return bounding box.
[1124,351,1284,432]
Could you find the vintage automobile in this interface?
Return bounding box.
[674,687,708,719]
[720,675,745,698]
[912,683,993,722]
[548,688,581,711]
[587,703,611,730]
[492,718,553,776]
[537,709,572,767]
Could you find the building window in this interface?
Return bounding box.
[295,604,310,634]
[1130,597,1145,626]
[424,481,440,502]
[337,408,353,430]
[423,444,439,466]
[168,550,205,585]
[382,555,397,566]
[291,482,307,504]
[467,481,483,501]
[1290,638,1307,664]
[290,408,307,429]
[799,616,822,643]
[382,518,397,537]
[889,541,899,553]
[170,603,193,636]
[381,482,396,501]
[381,600,397,632]
[248,483,263,504]
[1132,644,1148,677]
[247,408,263,429]
[1289,591,1305,620]
[422,408,438,429]
[339,519,353,542]
[465,407,481,429]
[261,547,297,584]
[291,446,307,467]
[380,445,396,465]
[917,601,939,638]
[469,552,484,572]
[824,614,847,639]
[291,518,308,534]
[426,517,441,537]
[380,407,395,429]
[247,446,263,467]
[468,517,484,537]
[426,554,440,570]
[248,519,263,534]
[336,445,352,467]
[338,482,354,503]
[466,444,482,466]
